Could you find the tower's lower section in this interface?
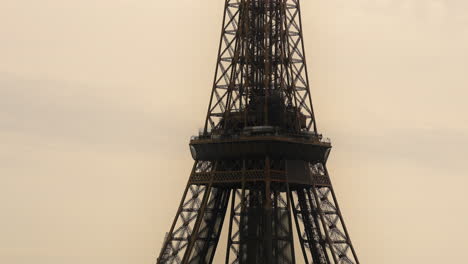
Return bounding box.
[157,158,359,264]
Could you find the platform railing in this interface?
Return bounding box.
[191,126,331,144]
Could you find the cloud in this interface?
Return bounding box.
[0,73,194,156]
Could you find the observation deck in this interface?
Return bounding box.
[189,126,331,163]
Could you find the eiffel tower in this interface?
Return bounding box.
[157,1,360,263]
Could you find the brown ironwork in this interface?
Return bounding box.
[157,1,359,263]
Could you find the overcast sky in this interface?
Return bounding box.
[1,0,468,263]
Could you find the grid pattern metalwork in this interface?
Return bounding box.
[204,0,317,134]
[156,1,360,263]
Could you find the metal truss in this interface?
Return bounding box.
[284,0,317,132]
[204,0,242,132]
[290,163,359,264]
[225,185,295,264]
[157,161,231,264]
[158,160,359,264]
[204,0,317,134]
[291,187,329,264]
[157,1,360,263]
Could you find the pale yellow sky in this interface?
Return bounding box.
[1,0,468,263]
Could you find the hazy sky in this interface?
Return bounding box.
[1,0,468,263]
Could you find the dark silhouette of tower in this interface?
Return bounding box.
[157,1,359,263]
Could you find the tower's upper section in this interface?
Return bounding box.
[191,0,330,162]
[203,0,318,137]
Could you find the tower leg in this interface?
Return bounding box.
[305,162,360,264]
[158,161,359,264]
[157,161,230,264]
[290,187,329,264]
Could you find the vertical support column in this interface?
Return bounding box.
[284,183,297,264]
[289,190,310,264]
[263,0,272,126]
[225,190,237,264]
[264,156,273,263]
[226,159,247,264]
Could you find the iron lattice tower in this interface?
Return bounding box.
[157,1,359,263]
